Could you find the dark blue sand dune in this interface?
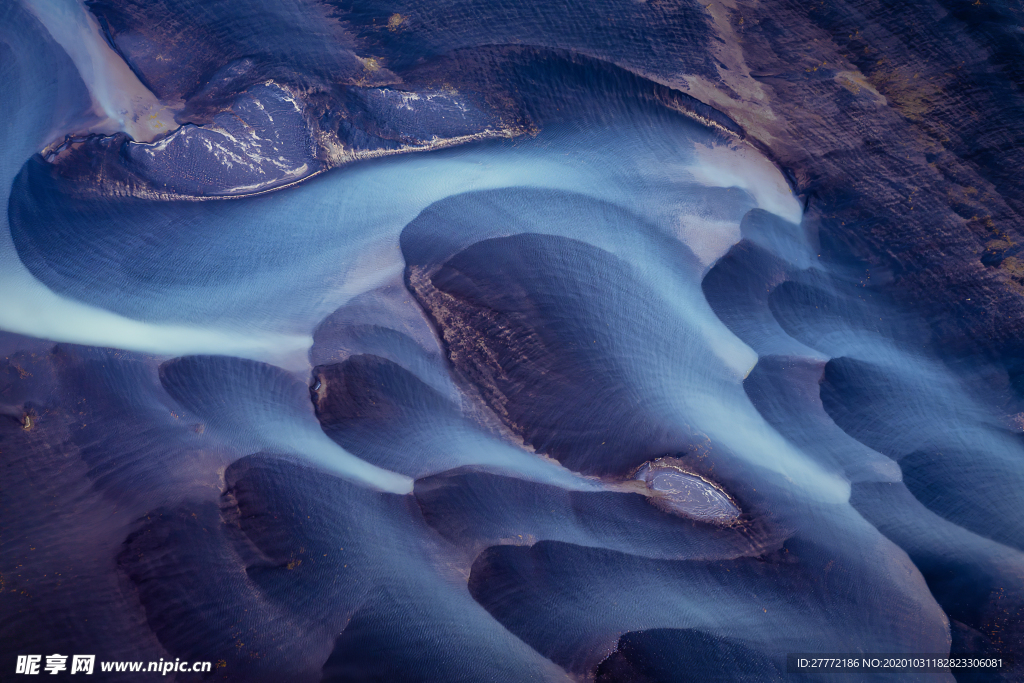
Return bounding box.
[399,190,764,476]
[124,454,565,682]
[821,356,1024,553]
[596,628,786,683]
[414,469,776,562]
[850,481,1024,681]
[118,499,319,682]
[598,630,786,683]
[0,339,231,670]
[405,230,699,475]
[468,539,947,679]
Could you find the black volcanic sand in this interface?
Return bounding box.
[400,200,705,477]
[0,337,234,670]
